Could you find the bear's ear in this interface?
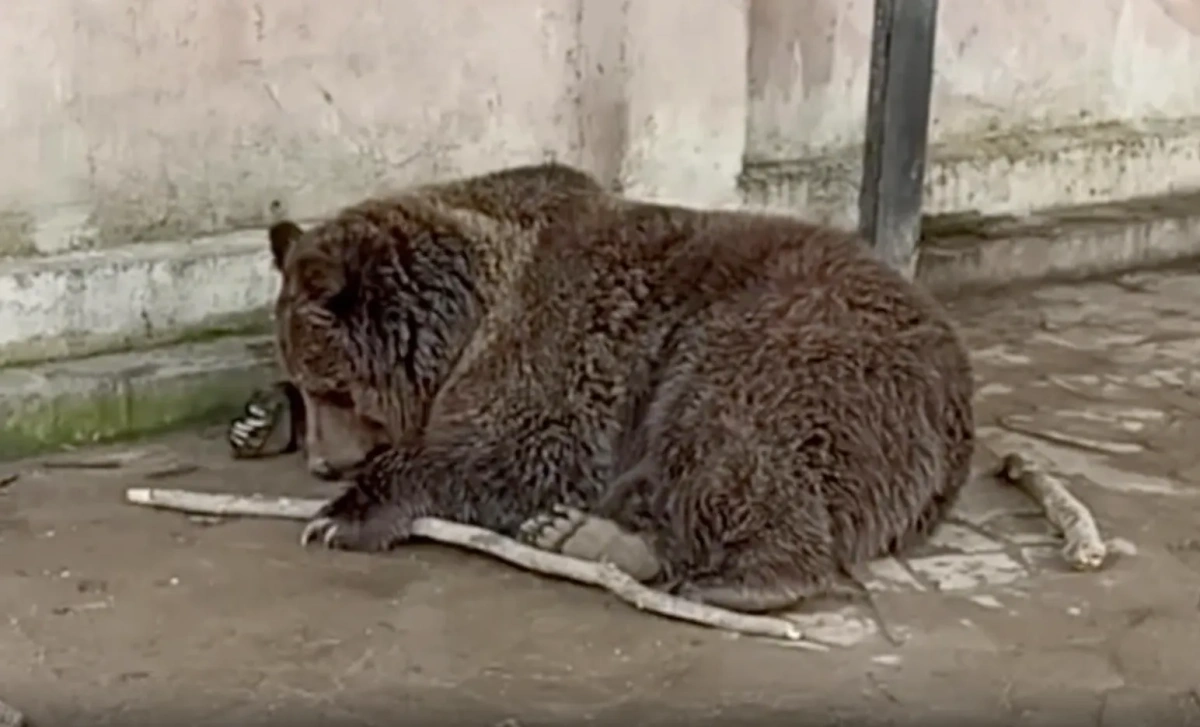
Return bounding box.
[268,221,305,271]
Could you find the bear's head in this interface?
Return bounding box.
[267,209,480,480]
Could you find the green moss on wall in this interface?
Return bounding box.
[0,363,275,461]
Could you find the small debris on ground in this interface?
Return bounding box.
[51,600,112,616]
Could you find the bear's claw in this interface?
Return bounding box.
[297,490,412,553]
[300,517,340,547]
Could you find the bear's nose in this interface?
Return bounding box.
[308,457,341,481]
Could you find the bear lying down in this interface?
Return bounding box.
[265,162,975,614]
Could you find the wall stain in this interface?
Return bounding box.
[748,0,839,102]
[0,208,38,258]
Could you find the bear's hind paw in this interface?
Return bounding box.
[518,506,661,582]
[517,504,590,551]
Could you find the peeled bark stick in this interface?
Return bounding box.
[996,453,1108,571]
[125,488,323,519]
[124,487,823,646]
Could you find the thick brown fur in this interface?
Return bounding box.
[272,162,976,613]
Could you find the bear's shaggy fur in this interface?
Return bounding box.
[270,162,976,613]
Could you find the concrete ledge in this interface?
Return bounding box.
[917,191,1200,296]
[0,229,278,367]
[0,335,276,461]
[741,118,1200,229]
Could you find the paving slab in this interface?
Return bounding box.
[4,269,1200,724]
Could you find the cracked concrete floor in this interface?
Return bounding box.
[6,268,1200,725]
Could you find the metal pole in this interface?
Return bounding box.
[857,0,939,279]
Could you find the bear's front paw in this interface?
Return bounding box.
[300,487,412,553]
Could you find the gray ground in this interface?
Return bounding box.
[4,268,1200,726]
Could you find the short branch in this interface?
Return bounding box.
[124,487,827,647]
[995,453,1108,570]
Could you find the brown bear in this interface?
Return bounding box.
[268,162,976,614]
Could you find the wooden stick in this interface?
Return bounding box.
[995,453,1108,571]
[124,487,826,647]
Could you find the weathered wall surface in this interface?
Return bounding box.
[0,0,748,364]
[743,0,1200,225]
[748,0,1200,159]
[0,0,583,255]
[0,0,748,260]
[7,0,1199,261]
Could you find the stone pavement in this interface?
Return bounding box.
[4,268,1200,725]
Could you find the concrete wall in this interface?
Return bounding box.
[743,0,1200,224]
[0,0,748,365]
[0,0,582,255]
[0,0,745,260]
[749,0,1200,160]
[5,0,1199,257]
[4,0,1200,368]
